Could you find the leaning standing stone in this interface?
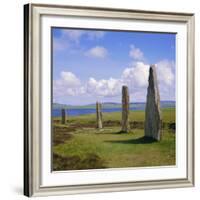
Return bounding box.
[145,65,162,141]
[61,108,66,124]
[121,85,130,132]
[96,102,103,129]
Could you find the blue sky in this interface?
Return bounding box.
[52,28,176,105]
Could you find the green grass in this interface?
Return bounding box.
[53,108,175,170]
[53,108,175,124]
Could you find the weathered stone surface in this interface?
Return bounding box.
[121,85,130,132]
[145,65,162,141]
[61,108,66,124]
[96,102,103,129]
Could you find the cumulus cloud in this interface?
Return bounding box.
[120,62,149,101]
[60,71,81,87]
[85,46,108,58]
[156,60,175,86]
[53,60,175,102]
[53,71,85,99]
[129,45,144,60]
[121,60,175,101]
[125,61,174,88]
[122,62,149,88]
[86,77,123,97]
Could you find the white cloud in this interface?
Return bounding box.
[85,62,150,98]
[53,60,175,102]
[85,46,108,58]
[54,30,106,51]
[61,30,85,44]
[60,71,81,87]
[86,77,123,97]
[129,45,144,60]
[121,60,175,101]
[53,38,69,51]
[122,62,149,88]
[61,30,105,42]
[156,60,175,86]
[122,60,175,88]
[120,62,149,101]
[53,30,82,51]
[53,71,85,98]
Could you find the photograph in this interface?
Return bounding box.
[24,4,194,196]
[52,28,176,171]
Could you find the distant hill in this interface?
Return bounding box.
[52,103,70,109]
[53,102,121,109]
[53,101,175,110]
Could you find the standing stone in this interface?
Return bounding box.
[121,85,130,132]
[61,108,66,124]
[96,102,103,129]
[145,65,162,141]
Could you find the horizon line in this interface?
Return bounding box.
[53,100,176,106]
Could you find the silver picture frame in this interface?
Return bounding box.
[24,3,195,197]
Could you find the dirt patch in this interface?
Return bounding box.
[53,126,76,132]
[104,120,121,126]
[102,121,175,131]
[53,153,107,171]
[53,121,176,138]
[70,123,96,129]
[53,132,73,146]
[53,126,74,145]
[130,121,144,129]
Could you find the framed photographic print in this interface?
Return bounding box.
[24,4,195,197]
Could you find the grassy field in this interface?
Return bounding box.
[53,108,175,171]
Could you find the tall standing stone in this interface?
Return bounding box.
[61,108,66,124]
[121,85,130,132]
[145,65,162,141]
[96,102,103,129]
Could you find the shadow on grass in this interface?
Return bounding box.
[105,136,157,145]
[117,130,130,134]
